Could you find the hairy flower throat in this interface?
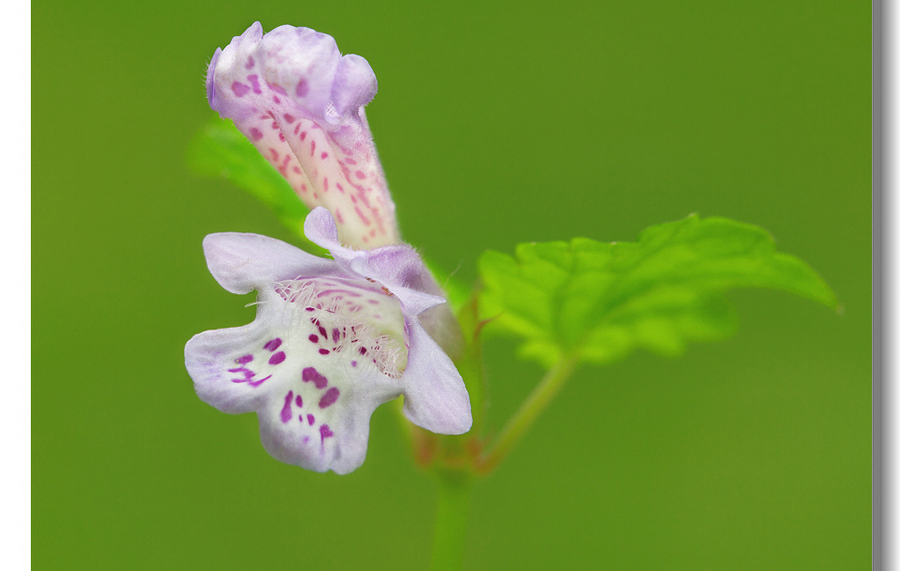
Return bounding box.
[273,276,408,377]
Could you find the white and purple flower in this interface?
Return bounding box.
[185,208,472,474]
[206,22,397,249]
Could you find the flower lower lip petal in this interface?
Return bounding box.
[186,209,472,474]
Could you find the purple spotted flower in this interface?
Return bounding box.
[185,208,472,474]
[207,22,397,249]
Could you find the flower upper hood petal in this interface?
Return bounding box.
[203,231,338,295]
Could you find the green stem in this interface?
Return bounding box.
[430,473,473,571]
[478,355,579,473]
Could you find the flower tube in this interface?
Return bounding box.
[207,22,398,248]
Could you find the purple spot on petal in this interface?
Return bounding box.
[280,391,294,423]
[249,128,263,141]
[284,113,296,123]
[296,79,309,97]
[269,351,286,365]
[264,338,282,351]
[307,414,315,426]
[332,328,341,341]
[359,347,367,355]
[305,306,315,311]
[319,388,340,409]
[320,425,334,444]
[295,394,303,407]
[351,360,357,367]
[303,436,310,444]
[318,326,328,339]
[319,348,330,355]
[248,375,271,388]
[247,74,262,94]
[302,367,328,389]
[236,354,253,364]
[309,334,319,343]
[245,56,255,69]
[231,81,250,97]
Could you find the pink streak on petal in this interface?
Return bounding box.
[318,387,340,409]
[267,82,288,96]
[280,391,294,423]
[319,424,334,444]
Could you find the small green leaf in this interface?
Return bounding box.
[188,116,326,255]
[478,215,838,368]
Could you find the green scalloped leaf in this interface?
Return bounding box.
[188,117,326,255]
[478,215,838,368]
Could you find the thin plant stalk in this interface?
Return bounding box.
[478,355,579,473]
[430,472,473,571]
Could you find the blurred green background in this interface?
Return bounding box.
[33,0,870,569]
